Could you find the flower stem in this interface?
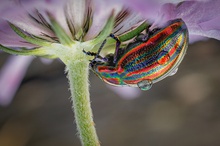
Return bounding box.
[66,51,100,146]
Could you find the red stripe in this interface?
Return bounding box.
[123,59,176,84]
[126,62,157,77]
[98,66,117,73]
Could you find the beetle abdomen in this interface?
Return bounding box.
[117,19,188,86]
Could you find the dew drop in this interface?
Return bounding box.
[157,51,170,65]
[137,80,153,91]
[169,68,178,76]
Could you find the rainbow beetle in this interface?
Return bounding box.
[84,19,189,90]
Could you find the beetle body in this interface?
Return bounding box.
[90,19,188,90]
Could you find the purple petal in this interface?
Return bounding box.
[121,0,165,25]
[0,0,67,44]
[173,0,220,40]
[113,12,145,35]
[122,0,220,41]
[40,58,54,65]
[0,56,34,106]
[84,0,124,40]
[0,19,37,48]
[121,0,210,24]
[65,0,89,36]
[189,35,208,43]
[2,9,54,40]
[107,85,141,100]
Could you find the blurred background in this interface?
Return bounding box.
[0,39,220,146]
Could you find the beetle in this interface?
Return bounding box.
[84,19,189,90]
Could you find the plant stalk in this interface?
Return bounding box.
[66,52,100,146]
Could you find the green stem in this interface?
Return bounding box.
[66,51,99,146]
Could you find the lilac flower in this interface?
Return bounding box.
[1,0,220,105]
[0,0,145,105]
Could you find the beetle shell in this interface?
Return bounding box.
[91,19,189,90]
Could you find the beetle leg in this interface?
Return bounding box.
[135,24,151,42]
[135,33,148,42]
[95,39,107,60]
[150,27,160,35]
[83,49,107,62]
[83,39,108,63]
[109,34,121,64]
[82,49,97,56]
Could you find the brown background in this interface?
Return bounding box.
[0,39,220,146]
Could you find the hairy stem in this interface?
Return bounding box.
[66,51,99,146]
